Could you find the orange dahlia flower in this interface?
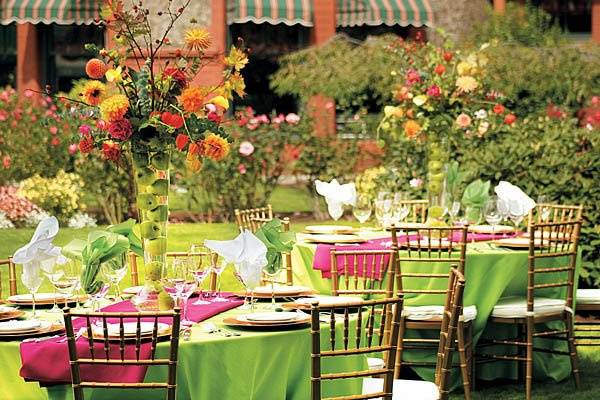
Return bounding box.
[80,80,106,106]
[86,59,108,79]
[99,94,129,122]
[403,120,421,139]
[200,133,230,161]
[179,87,205,113]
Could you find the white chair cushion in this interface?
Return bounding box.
[576,289,600,305]
[367,357,385,370]
[402,305,477,322]
[491,296,567,318]
[363,377,439,400]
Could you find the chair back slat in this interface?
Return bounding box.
[529,203,583,225]
[330,250,395,297]
[63,308,181,400]
[0,257,18,297]
[395,199,428,223]
[310,297,403,400]
[527,219,582,312]
[234,204,273,233]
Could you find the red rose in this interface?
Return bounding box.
[443,51,453,62]
[434,64,446,75]
[108,118,133,141]
[207,111,221,123]
[504,113,517,125]
[78,135,94,153]
[176,133,189,151]
[50,137,60,146]
[493,104,505,115]
[164,67,187,88]
[161,112,184,129]
[102,142,121,161]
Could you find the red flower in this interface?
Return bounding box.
[108,118,133,140]
[102,142,121,161]
[207,111,221,123]
[237,164,247,174]
[50,137,60,146]
[493,104,505,115]
[78,135,94,153]
[546,103,564,120]
[443,51,453,62]
[426,85,442,98]
[2,155,10,169]
[504,113,517,125]
[176,134,189,151]
[188,142,201,155]
[163,67,187,88]
[161,112,184,129]
[434,64,446,75]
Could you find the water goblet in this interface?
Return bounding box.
[263,263,283,310]
[374,199,392,229]
[176,263,198,326]
[483,197,503,237]
[448,201,461,225]
[508,200,526,234]
[190,244,211,305]
[21,262,43,319]
[212,260,229,302]
[234,265,260,312]
[100,255,127,301]
[352,194,372,230]
[40,257,64,313]
[537,195,551,222]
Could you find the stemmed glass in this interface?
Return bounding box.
[212,259,229,302]
[483,197,503,237]
[53,265,79,309]
[190,245,212,305]
[21,262,43,319]
[352,194,372,230]
[100,254,127,301]
[177,261,198,326]
[447,201,461,225]
[537,195,551,222]
[40,257,64,313]
[234,264,260,312]
[64,259,83,310]
[391,192,410,227]
[508,199,526,234]
[263,262,283,310]
[374,199,392,229]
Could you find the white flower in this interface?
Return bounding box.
[474,109,487,119]
[413,95,428,106]
[23,210,51,228]
[478,121,490,135]
[0,211,14,229]
[409,178,423,188]
[67,212,97,229]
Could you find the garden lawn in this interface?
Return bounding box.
[2,222,600,399]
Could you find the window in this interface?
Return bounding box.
[0,24,16,87]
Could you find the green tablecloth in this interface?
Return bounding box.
[293,239,581,383]
[0,305,364,400]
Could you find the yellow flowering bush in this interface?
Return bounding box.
[355,166,388,200]
[19,170,84,219]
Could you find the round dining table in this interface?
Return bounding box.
[292,234,582,385]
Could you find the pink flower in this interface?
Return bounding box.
[68,144,78,155]
[239,141,255,156]
[592,96,600,106]
[2,155,10,169]
[272,114,285,124]
[405,69,421,85]
[426,85,441,98]
[285,113,300,124]
[49,126,58,135]
[0,110,7,121]
[0,91,9,102]
[205,103,217,113]
[237,164,247,174]
[79,125,91,135]
[409,178,423,188]
[24,89,34,98]
[256,114,269,124]
[108,118,133,141]
[456,113,472,128]
[95,120,107,130]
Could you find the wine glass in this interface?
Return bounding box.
[40,257,64,313]
[176,261,197,326]
[190,245,212,305]
[537,195,551,222]
[448,201,461,225]
[352,194,372,229]
[377,191,391,202]
[212,259,229,303]
[234,263,261,312]
[508,199,526,234]
[374,199,392,229]
[21,262,43,319]
[483,197,503,237]
[464,206,482,225]
[263,260,283,310]
[64,259,83,310]
[100,254,127,301]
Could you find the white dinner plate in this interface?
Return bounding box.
[493,237,547,248]
[304,225,356,234]
[245,312,300,323]
[0,319,45,334]
[92,322,170,338]
[0,306,18,314]
[122,286,145,295]
[252,285,311,296]
[303,234,366,244]
[468,225,515,234]
[404,239,453,249]
[294,295,364,307]
[8,293,68,303]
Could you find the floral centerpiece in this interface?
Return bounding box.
[378,38,515,225]
[63,0,247,310]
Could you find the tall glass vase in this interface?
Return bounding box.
[131,148,174,311]
[425,140,449,229]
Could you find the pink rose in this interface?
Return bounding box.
[406,69,421,85]
[24,89,33,98]
[256,114,269,124]
[49,126,58,135]
[108,118,133,141]
[426,85,441,98]
[456,113,471,128]
[285,113,300,124]
[0,110,7,121]
[68,144,78,155]
[95,120,107,130]
[0,91,9,102]
[272,114,285,124]
[239,141,255,156]
[237,164,247,174]
[79,125,91,135]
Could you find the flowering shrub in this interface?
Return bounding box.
[23,210,52,228]
[19,170,84,219]
[0,186,43,225]
[0,211,14,229]
[67,212,97,229]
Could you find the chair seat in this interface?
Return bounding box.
[491,296,567,318]
[403,305,477,322]
[367,357,385,371]
[576,289,600,305]
[362,377,439,400]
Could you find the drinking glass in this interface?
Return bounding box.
[176,261,198,326]
[212,259,229,302]
[64,259,83,310]
[190,245,212,305]
[374,199,392,229]
[263,262,283,310]
[464,206,482,225]
[88,282,110,313]
[483,197,503,237]
[234,265,260,312]
[100,254,127,301]
[21,262,43,319]
[390,192,410,226]
[447,201,461,225]
[377,191,391,202]
[537,195,551,222]
[162,258,183,306]
[40,257,64,313]
[508,200,526,234]
[352,194,372,228]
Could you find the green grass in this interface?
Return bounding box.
[3,223,600,399]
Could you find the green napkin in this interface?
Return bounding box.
[461,179,491,223]
[254,219,295,275]
[107,219,143,256]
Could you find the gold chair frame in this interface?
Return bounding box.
[0,257,17,298]
[330,249,396,298]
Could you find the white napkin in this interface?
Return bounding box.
[12,216,68,267]
[494,181,536,216]
[315,179,357,220]
[204,230,267,289]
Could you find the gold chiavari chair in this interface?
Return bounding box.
[478,219,582,400]
[234,204,273,233]
[330,249,396,298]
[310,297,403,400]
[128,251,218,290]
[529,203,583,225]
[397,200,428,224]
[361,268,467,400]
[0,257,17,298]
[63,307,181,400]
[390,225,473,400]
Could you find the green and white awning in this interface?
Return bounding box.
[0,0,101,25]
[337,0,434,27]
[228,0,313,27]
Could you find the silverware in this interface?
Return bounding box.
[57,327,85,343]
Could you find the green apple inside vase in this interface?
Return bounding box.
[131,149,174,311]
[425,140,449,236]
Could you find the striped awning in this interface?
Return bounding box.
[337,0,434,27]
[0,0,101,25]
[228,0,313,27]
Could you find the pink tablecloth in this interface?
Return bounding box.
[313,232,514,279]
[20,293,243,385]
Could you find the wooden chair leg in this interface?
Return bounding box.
[526,317,534,400]
[566,312,581,388]
[467,321,475,393]
[394,316,406,379]
[457,321,472,400]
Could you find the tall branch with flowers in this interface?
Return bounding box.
[378,38,516,223]
[69,0,247,310]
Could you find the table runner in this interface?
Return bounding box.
[19,293,243,385]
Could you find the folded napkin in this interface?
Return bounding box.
[315,179,357,220]
[254,219,295,275]
[12,217,68,275]
[494,181,536,216]
[205,230,268,289]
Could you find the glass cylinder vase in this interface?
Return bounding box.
[425,140,449,228]
[131,149,174,311]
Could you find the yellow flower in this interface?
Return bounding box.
[456,76,479,93]
[224,46,248,71]
[456,61,474,76]
[99,94,129,122]
[413,95,428,107]
[200,133,230,161]
[223,72,245,97]
[105,66,123,83]
[80,80,106,106]
[184,28,211,50]
[209,95,229,110]
[179,87,206,113]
